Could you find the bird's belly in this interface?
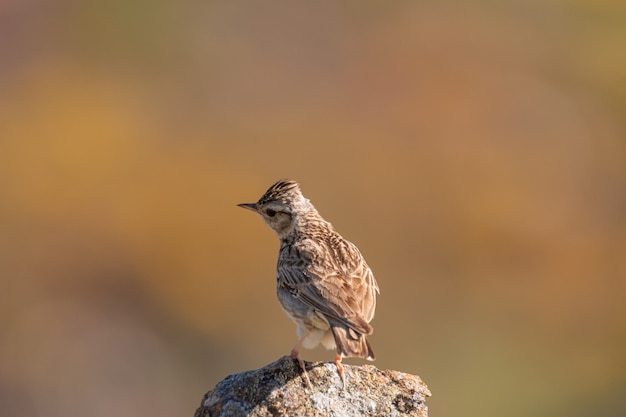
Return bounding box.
[276,286,330,331]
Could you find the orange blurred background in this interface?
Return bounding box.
[1,1,625,416]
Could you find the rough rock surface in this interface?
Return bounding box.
[194,356,430,417]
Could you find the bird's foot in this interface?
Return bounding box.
[290,349,312,388]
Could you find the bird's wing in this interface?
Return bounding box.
[277,235,379,335]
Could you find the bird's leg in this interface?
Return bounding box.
[334,354,346,389]
[290,331,311,388]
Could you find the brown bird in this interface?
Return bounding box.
[238,179,379,387]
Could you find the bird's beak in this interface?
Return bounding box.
[237,203,258,212]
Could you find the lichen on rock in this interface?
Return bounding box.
[194,356,430,417]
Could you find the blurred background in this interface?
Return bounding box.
[1,1,625,416]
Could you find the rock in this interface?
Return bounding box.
[194,356,431,417]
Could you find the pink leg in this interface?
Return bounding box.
[334,355,346,389]
[290,331,311,388]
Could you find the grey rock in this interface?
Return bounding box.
[194,356,430,417]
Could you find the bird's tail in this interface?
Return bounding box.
[331,326,375,361]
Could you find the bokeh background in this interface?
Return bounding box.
[1,1,625,416]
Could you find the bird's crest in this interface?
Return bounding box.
[258,179,302,205]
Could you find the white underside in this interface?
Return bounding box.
[297,326,336,350]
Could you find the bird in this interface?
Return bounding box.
[237,179,379,387]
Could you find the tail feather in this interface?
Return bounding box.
[331,326,375,361]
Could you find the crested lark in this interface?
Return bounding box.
[238,179,379,387]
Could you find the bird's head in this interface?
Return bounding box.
[238,179,309,239]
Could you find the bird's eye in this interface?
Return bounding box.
[266,209,276,217]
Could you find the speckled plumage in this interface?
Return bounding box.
[238,179,379,386]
